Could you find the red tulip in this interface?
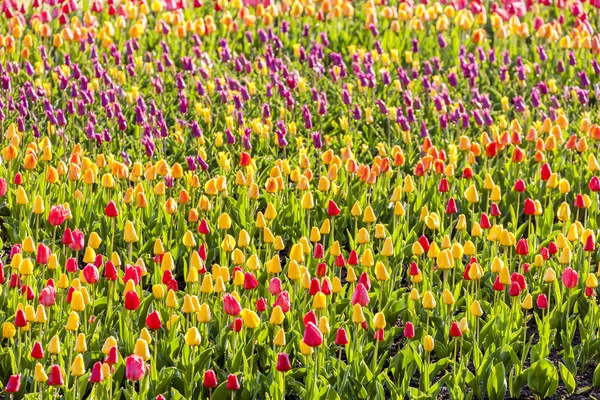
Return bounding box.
[462,167,473,179]
[162,270,174,285]
[256,297,267,312]
[589,176,600,192]
[463,264,472,281]
[15,309,27,328]
[273,291,290,313]
[243,272,258,290]
[10,244,22,259]
[492,276,504,291]
[548,241,558,255]
[105,201,119,217]
[584,235,595,252]
[21,285,35,301]
[36,243,51,265]
[14,173,22,185]
[123,265,141,285]
[198,244,207,261]
[540,163,552,181]
[105,346,119,365]
[347,250,358,266]
[89,361,105,383]
[39,285,56,307]
[574,194,585,208]
[0,178,6,197]
[125,355,146,381]
[66,257,78,273]
[9,273,21,289]
[409,262,420,276]
[485,142,498,158]
[511,272,527,290]
[223,293,242,316]
[479,213,491,229]
[536,294,548,309]
[240,151,252,167]
[48,205,69,226]
[146,311,162,330]
[313,243,324,259]
[438,178,449,193]
[335,327,349,345]
[490,203,501,217]
[69,229,85,252]
[449,321,462,337]
[303,310,317,327]
[562,267,578,289]
[198,219,210,235]
[512,146,525,163]
[516,239,529,256]
[404,322,415,339]
[321,278,332,295]
[540,247,549,260]
[351,283,370,307]
[104,261,118,280]
[445,198,457,214]
[230,318,243,332]
[62,227,73,245]
[83,264,99,285]
[5,374,21,393]
[374,329,385,341]
[358,272,371,290]
[203,370,218,388]
[268,278,282,296]
[303,321,323,347]
[417,235,430,252]
[335,254,346,268]
[327,200,341,216]
[31,341,44,359]
[276,353,292,372]
[124,291,140,311]
[513,179,526,192]
[523,198,536,215]
[227,374,240,391]
[309,278,321,296]
[508,282,522,297]
[48,365,64,386]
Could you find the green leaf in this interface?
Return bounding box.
[527,358,558,398]
[559,362,576,395]
[486,362,507,400]
[593,363,600,388]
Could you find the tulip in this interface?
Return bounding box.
[48,365,64,386]
[89,362,104,383]
[34,363,48,383]
[185,327,202,347]
[125,355,146,381]
[204,370,218,389]
[276,353,292,372]
[562,267,578,289]
[223,293,242,316]
[303,321,323,347]
[5,374,21,393]
[404,322,415,339]
[240,309,260,329]
[71,354,86,377]
[227,374,240,391]
[124,290,140,311]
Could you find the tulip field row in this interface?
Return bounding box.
[0,0,600,399]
